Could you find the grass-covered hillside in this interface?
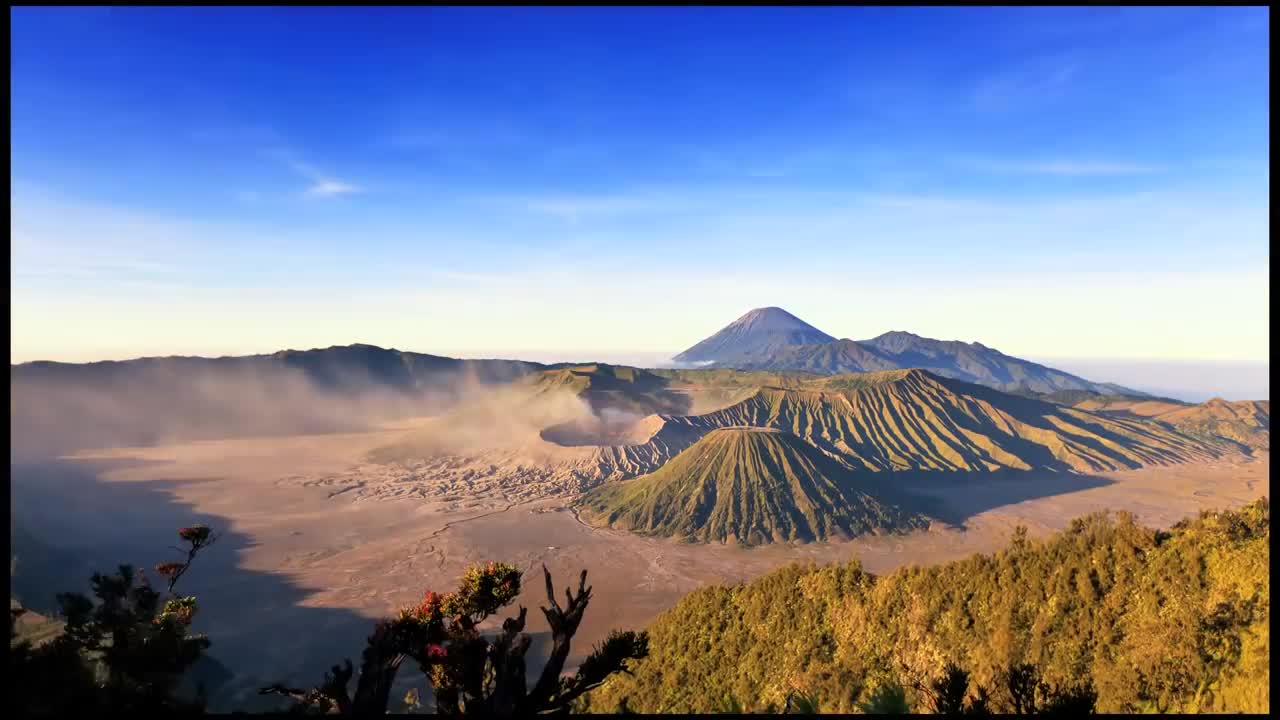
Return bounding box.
[578,427,928,544]
[1159,399,1270,451]
[662,369,1237,474]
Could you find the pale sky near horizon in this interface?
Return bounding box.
[10,7,1270,374]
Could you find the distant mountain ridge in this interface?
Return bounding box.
[675,308,1146,396]
[10,345,552,457]
[1159,399,1270,451]
[13,343,544,393]
[1066,394,1271,452]
[14,337,1257,462]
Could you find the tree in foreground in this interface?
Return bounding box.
[261,562,649,715]
[856,681,911,714]
[10,526,219,716]
[918,661,1096,715]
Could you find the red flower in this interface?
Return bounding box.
[178,526,211,544]
[415,590,444,618]
[425,643,448,659]
[155,562,185,578]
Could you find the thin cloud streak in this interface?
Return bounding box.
[267,148,364,198]
[1017,160,1162,176]
[957,156,1164,176]
[305,179,362,197]
[972,58,1081,112]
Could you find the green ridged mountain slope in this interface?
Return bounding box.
[579,427,928,544]
[659,370,1236,474]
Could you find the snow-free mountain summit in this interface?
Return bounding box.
[672,307,836,365]
[674,307,1144,396]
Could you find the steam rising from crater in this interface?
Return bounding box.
[539,407,653,447]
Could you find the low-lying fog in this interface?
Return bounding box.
[11,361,613,461]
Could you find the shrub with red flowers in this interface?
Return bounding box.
[178,526,212,544]
[263,562,649,715]
[154,562,185,580]
[12,524,220,715]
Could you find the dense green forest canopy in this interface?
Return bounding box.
[582,499,1270,714]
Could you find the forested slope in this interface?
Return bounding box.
[582,499,1270,714]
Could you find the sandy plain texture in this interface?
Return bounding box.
[10,415,1267,711]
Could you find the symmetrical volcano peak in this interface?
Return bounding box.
[673,307,836,364]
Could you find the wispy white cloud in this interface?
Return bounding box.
[1009,160,1161,176]
[304,178,362,197]
[482,191,688,224]
[11,188,193,282]
[955,155,1164,177]
[265,149,363,198]
[10,184,288,288]
[972,58,1081,112]
[288,159,362,197]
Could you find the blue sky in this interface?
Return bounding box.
[10,7,1270,387]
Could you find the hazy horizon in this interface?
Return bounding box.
[9,342,1268,404]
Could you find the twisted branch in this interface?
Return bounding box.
[524,565,593,711]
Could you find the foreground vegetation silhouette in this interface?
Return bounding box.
[706,661,1099,715]
[260,562,650,714]
[10,525,219,715]
[12,499,1268,715]
[11,547,648,716]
